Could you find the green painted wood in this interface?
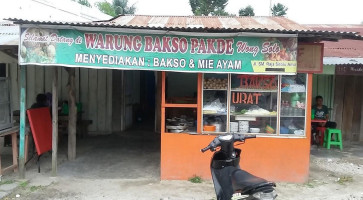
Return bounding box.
[19,66,26,179]
[312,75,335,118]
[323,65,336,75]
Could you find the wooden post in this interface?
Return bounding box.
[120,70,125,131]
[161,72,165,134]
[67,68,77,160]
[19,66,26,179]
[197,73,202,133]
[51,67,58,176]
[154,72,161,133]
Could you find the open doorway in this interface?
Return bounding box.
[55,69,160,179]
[123,70,156,131]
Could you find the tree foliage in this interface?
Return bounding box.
[271,3,288,16]
[95,1,116,16]
[239,5,255,16]
[72,0,92,8]
[113,0,136,15]
[95,0,135,17]
[189,0,229,16]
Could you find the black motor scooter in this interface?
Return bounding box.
[201,133,277,200]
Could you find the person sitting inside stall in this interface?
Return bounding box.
[312,96,329,127]
[311,96,337,144]
[31,93,48,109]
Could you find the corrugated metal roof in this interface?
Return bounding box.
[305,24,363,36]
[305,24,363,60]
[110,15,307,30]
[0,22,19,45]
[324,57,363,65]
[8,15,363,41]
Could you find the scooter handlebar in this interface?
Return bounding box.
[234,134,256,141]
[244,135,257,139]
[201,134,256,153]
[200,146,210,153]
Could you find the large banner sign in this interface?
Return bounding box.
[19,28,297,74]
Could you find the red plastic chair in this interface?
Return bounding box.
[316,127,327,146]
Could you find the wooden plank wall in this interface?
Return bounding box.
[352,77,363,141]
[112,70,122,132]
[333,76,345,132]
[334,75,363,142]
[341,77,355,141]
[9,65,116,134]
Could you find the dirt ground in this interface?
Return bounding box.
[1,131,363,200]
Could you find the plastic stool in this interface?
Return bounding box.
[316,127,327,146]
[323,128,343,150]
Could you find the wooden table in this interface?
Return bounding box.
[0,127,19,180]
[0,126,31,180]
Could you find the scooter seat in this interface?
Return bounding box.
[231,169,271,193]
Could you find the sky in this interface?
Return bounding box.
[93,0,363,24]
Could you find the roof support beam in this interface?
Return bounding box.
[18,65,26,179]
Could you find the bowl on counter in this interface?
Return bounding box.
[203,125,216,132]
[249,128,260,133]
[168,129,186,133]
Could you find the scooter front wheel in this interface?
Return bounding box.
[231,193,253,200]
[231,191,277,200]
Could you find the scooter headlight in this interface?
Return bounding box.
[252,191,276,200]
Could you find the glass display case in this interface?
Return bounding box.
[230,75,278,134]
[202,74,228,133]
[280,74,307,135]
[165,108,197,133]
[201,73,307,136]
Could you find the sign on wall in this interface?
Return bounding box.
[19,27,298,74]
[336,65,363,76]
[297,43,324,73]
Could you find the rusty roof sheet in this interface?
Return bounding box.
[305,24,363,59]
[305,24,363,36]
[108,15,309,31]
[8,16,363,41]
